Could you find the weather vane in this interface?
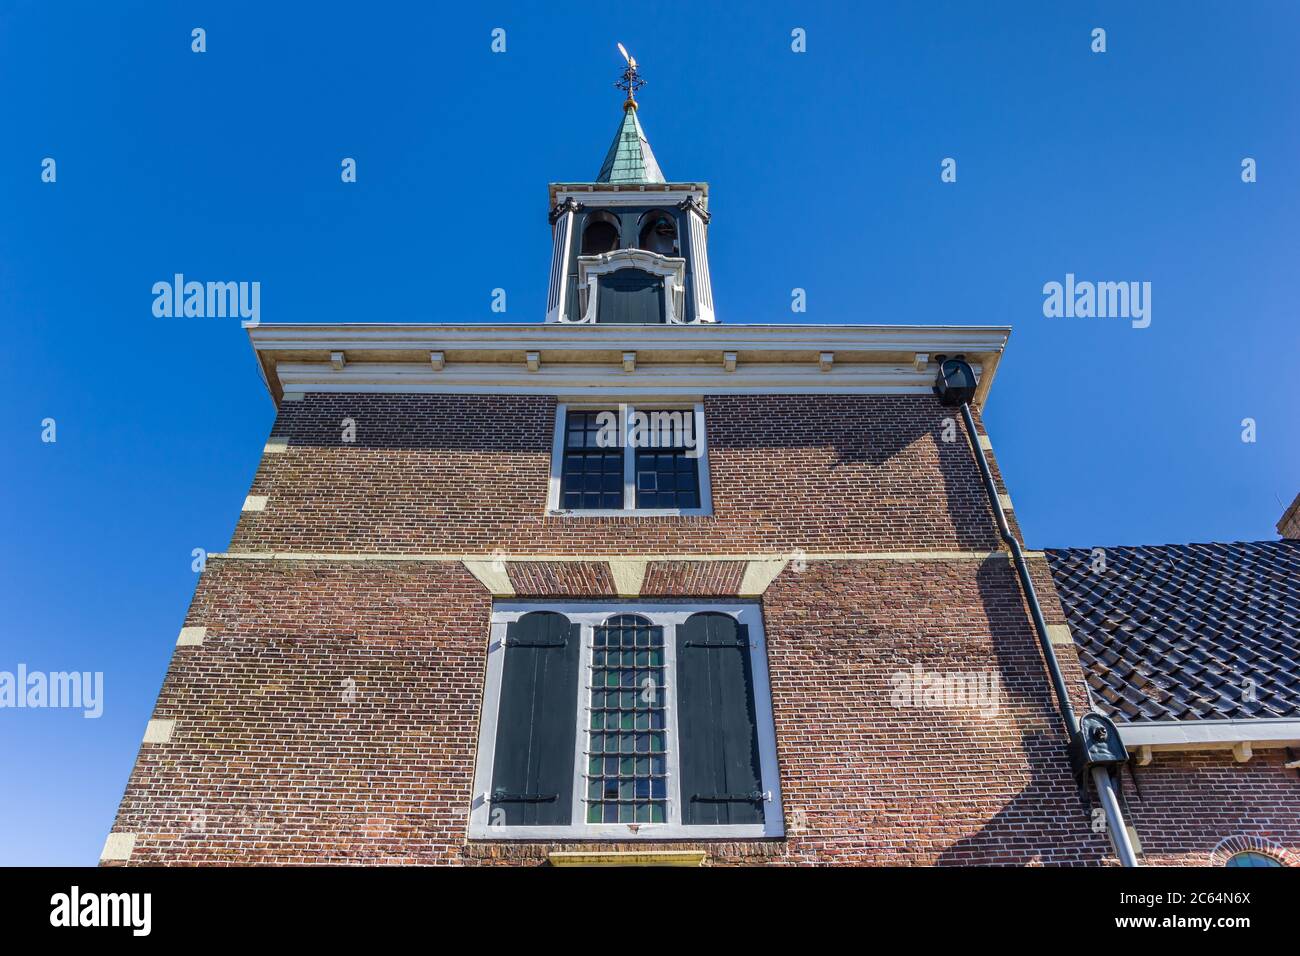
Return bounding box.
[615,42,646,109]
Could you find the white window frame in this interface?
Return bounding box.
[468,601,784,841]
[545,401,713,517]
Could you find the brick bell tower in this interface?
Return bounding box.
[545,46,716,325]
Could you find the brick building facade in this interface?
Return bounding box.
[102,77,1299,867]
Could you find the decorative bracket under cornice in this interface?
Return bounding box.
[548,196,582,224]
[678,196,711,224]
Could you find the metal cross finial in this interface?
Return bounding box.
[614,42,646,109]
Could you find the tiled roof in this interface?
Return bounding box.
[1044,541,1300,723]
[596,106,665,184]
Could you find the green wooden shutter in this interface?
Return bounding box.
[489,611,581,825]
[596,269,666,324]
[676,612,765,825]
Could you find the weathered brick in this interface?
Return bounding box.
[102,391,1298,866]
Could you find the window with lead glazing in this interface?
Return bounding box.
[551,403,710,515]
[470,603,783,840]
[633,409,699,510]
[586,614,668,823]
[560,410,624,510]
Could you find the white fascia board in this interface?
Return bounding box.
[248,322,1010,353]
[553,188,704,208]
[250,323,1009,404]
[271,359,983,398]
[548,182,709,207]
[1117,718,1300,751]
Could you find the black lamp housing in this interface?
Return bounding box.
[933,357,978,407]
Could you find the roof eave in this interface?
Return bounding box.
[549,182,708,205]
[1118,717,1300,753]
[247,322,1010,408]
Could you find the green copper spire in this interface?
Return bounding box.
[596,107,665,183]
[595,45,664,184]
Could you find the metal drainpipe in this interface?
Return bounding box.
[958,402,1139,867]
[1092,766,1139,867]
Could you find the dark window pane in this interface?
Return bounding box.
[632,414,700,509]
[558,410,627,510]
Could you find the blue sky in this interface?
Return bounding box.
[2,1,1297,865]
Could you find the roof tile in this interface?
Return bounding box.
[1045,541,1300,723]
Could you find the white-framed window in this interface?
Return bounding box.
[545,402,712,516]
[468,602,783,841]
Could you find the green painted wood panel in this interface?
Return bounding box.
[675,612,764,825]
[489,611,581,825]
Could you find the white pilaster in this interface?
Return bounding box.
[545,201,578,323]
[683,202,716,323]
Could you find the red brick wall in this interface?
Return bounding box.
[109,559,490,865]
[502,560,747,597]
[505,561,616,596]
[108,388,1295,867]
[1123,752,1300,866]
[642,560,746,596]
[106,553,1118,865]
[229,393,1020,555]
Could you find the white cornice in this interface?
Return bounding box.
[548,182,708,208]
[270,359,985,398]
[248,323,1010,407]
[1118,718,1300,751]
[248,322,1009,351]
